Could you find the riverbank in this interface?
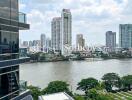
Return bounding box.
[26,51,132,63]
[28,57,132,63]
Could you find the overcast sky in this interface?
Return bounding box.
[19,0,132,46]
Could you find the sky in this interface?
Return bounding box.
[19,0,132,46]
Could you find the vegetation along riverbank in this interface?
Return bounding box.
[26,73,132,100]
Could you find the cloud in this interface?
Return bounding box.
[21,9,59,40]
[19,3,26,10]
[121,0,132,15]
[20,0,132,45]
[31,0,62,4]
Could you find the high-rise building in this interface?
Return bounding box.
[46,38,51,52]
[119,24,132,48]
[23,41,29,47]
[32,40,40,46]
[106,31,116,52]
[61,9,72,56]
[29,41,33,47]
[0,0,32,100]
[41,34,46,52]
[29,40,41,52]
[51,17,61,52]
[36,40,41,47]
[76,34,85,51]
[32,40,37,46]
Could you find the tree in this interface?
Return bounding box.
[28,52,41,61]
[42,81,71,95]
[102,73,121,92]
[96,93,114,100]
[122,75,132,91]
[77,78,99,94]
[40,53,46,61]
[87,89,114,100]
[87,89,99,99]
[74,95,85,100]
[100,52,109,59]
[27,85,41,100]
[95,81,105,90]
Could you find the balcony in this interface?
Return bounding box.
[19,12,30,30]
[0,90,33,100]
[19,12,27,23]
[0,57,30,68]
[12,90,33,100]
[13,81,33,100]
[0,12,29,30]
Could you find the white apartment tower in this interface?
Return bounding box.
[61,9,72,56]
[51,17,61,52]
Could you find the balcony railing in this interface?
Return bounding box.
[19,12,27,24]
[12,90,33,100]
[0,57,30,68]
[20,80,27,92]
[0,90,33,100]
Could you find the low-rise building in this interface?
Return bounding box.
[38,92,74,100]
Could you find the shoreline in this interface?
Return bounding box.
[23,57,132,64]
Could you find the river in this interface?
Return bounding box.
[20,59,132,92]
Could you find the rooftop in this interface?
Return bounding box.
[38,92,74,100]
[62,9,70,12]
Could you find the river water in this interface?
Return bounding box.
[20,59,132,92]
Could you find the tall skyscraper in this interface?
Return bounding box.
[41,34,46,52]
[0,0,32,99]
[119,24,132,48]
[76,34,85,51]
[51,17,61,52]
[46,38,51,52]
[61,9,72,56]
[106,31,116,52]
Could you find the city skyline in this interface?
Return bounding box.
[1,0,132,100]
[20,0,132,45]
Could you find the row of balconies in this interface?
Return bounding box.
[0,57,30,68]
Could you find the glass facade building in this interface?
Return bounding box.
[0,0,30,100]
[119,24,132,48]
